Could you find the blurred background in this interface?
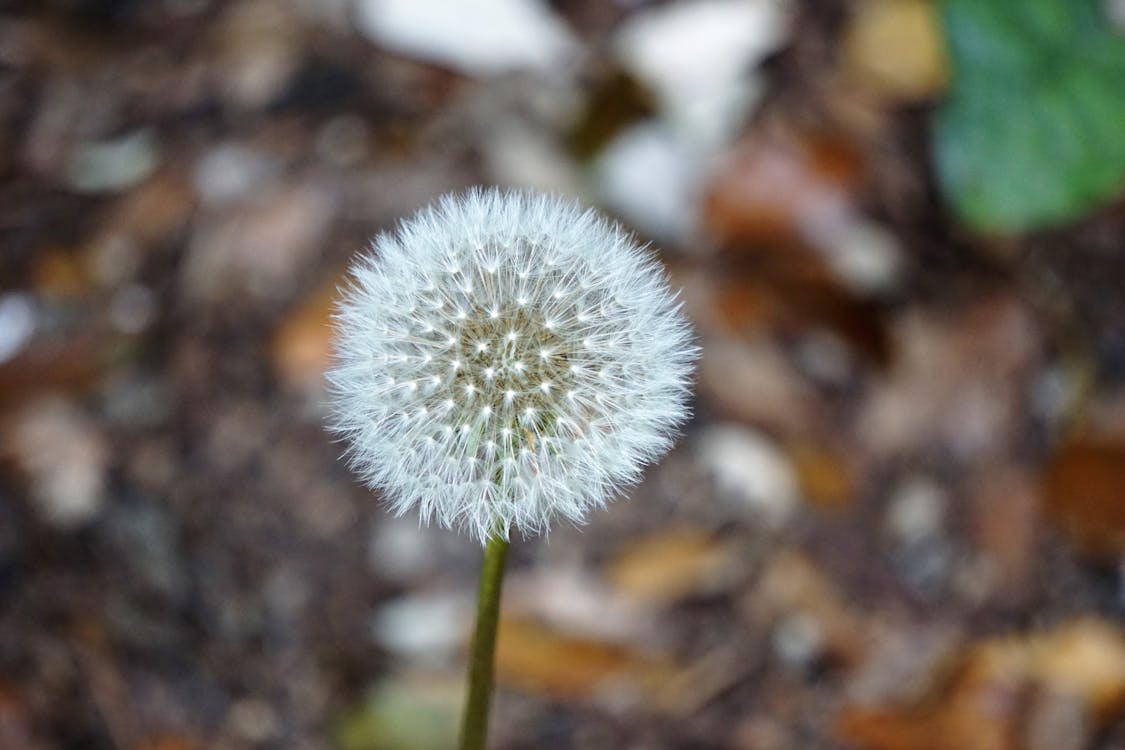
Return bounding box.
[2,0,1125,748]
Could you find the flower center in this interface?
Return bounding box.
[400,297,592,473]
[454,305,574,424]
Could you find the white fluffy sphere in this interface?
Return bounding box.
[328,188,696,543]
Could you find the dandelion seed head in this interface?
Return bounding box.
[328,188,697,543]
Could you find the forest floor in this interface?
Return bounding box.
[2,2,1125,749]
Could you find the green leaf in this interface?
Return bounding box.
[334,678,460,750]
[934,0,1125,233]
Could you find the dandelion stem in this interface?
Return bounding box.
[459,531,510,750]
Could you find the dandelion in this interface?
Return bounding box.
[327,187,696,750]
[328,187,696,543]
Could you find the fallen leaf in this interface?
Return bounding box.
[1031,620,1125,718]
[1044,438,1125,561]
[789,441,856,509]
[696,336,820,436]
[32,248,89,298]
[837,619,1125,750]
[968,467,1040,604]
[604,527,740,605]
[566,67,656,160]
[843,0,949,101]
[181,182,336,304]
[702,128,864,253]
[334,676,460,750]
[97,170,196,247]
[272,273,343,392]
[934,0,1125,232]
[495,616,675,700]
[698,126,896,363]
[0,327,103,409]
[858,294,1040,462]
[745,550,866,668]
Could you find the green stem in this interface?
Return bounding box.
[458,531,510,750]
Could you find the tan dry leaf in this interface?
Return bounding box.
[272,273,345,392]
[495,616,675,701]
[842,0,949,102]
[604,527,740,606]
[1027,619,1125,718]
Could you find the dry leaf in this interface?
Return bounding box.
[495,616,675,701]
[1044,439,1125,561]
[859,294,1039,461]
[181,183,335,304]
[0,328,103,409]
[789,441,856,509]
[843,0,949,101]
[837,620,1125,750]
[968,467,1040,604]
[604,527,740,605]
[746,550,866,668]
[33,248,90,299]
[697,127,895,364]
[696,336,821,437]
[98,171,197,246]
[272,273,343,392]
[702,129,863,252]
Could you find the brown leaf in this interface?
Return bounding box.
[699,127,895,364]
[837,620,1125,750]
[858,294,1040,461]
[32,248,90,298]
[181,183,335,304]
[702,129,864,253]
[0,328,103,410]
[969,467,1041,604]
[272,271,346,392]
[99,170,197,246]
[1031,620,1125,719]
[789,441,856,509]
[1044,439,1125,561]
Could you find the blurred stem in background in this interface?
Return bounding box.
[459,532,510,750]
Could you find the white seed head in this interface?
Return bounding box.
[328,188,697,544]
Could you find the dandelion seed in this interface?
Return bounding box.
[327,187,697,543]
